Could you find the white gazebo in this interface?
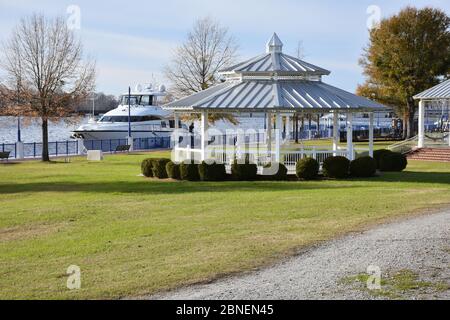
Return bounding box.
[163,34,388,171]
[414,79,450,148]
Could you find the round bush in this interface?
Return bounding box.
[166,161,181,180]
[262,162,288,180]
[373,149,393,169]
[231,161,258,181]
[350,156,377,177]
[322,156,350,179]
[141,158,154,177]
[379,152,407,172]
[152,158,171,179]
[198,161,227,181]
[296,157,319,180]
[180,162,200,181]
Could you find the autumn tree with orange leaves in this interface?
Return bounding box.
[358,7,450,138]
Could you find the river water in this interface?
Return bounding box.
[0,116,88,144]
[0,115,330,144]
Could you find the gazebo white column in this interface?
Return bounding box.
[346,113,354,160]
[275,112,282,162]
[200,110,208,161]
[173,113,179,146]
[285,115,291,140]
[332,111,339,156]
[267,113,272,153]
[369,112,374,158]
[418,100,425,148]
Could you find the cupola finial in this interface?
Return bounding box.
[266,33,283,53]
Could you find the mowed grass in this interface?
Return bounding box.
[0,150,449,299]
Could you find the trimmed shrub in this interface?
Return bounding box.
[262,162,288,180]
[379,152,407,172]
[323,156,350,179]
[166,161,181,180]
[296,157,319,180]
[231,160,258,181]
[152,158,171,179]
[141,158,154,177]
[373,149,393,169]
[198,161,227,181]
[180,162,200,181]
[350,156,377,177]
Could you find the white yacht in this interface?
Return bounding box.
[321,112,395,129]
[73,84,180,140]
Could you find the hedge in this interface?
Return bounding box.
[379,152,408,172]
[296,157,319,180]
[141,158,155,177]
[231,159,258,181]
[262,162,288,180]
[198,161,227,181]
[180,162,200,181]
[350,156,377,177]
[166,161,181,180]
[373,149,393,169]
[151,158,171,179]
[322,156,350,179]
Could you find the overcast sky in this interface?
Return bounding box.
[0,0,449,95]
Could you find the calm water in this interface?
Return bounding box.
[0,116,88,144]
[0,115,269,144]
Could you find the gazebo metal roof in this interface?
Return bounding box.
[220,34,330,76]
[163,34,388,112]
[163,80,386,111]
[414,79,450,100]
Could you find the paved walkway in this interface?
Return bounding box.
[148,210,450,300]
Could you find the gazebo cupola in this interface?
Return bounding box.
[220,33,330,82]
[164,33,389,170]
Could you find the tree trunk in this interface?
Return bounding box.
[406,98,416,139]
[317,114,321,138]
[401,114,407,140]
[41,118,50,161]
[294,113,299,143]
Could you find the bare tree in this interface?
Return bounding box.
[0,14,95,161]
[165,17,238,97]
[165,17,238,125]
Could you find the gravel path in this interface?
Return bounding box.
[149,210,450,300]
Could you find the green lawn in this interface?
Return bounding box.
[0,150,449,299]
[298,138,394,149]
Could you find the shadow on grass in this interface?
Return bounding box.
[0,179,363,195]
[351,171,450,185]
[1,171,449,195]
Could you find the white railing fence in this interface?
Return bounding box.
[387,136,418,154]
[173,145,360,174]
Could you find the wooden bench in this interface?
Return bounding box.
[114,145,131,153]
[0,151,11,161]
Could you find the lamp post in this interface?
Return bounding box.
[128,86,132,137]
[16,82,21,142]
[127,86,133,150]
[17,116,21,142]
[16,81,24,159]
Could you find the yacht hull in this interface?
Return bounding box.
[72,129,173,140]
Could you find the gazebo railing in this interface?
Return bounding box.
[172,146,357,174]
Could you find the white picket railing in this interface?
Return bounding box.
[173,146,358,174]
[387,135,418,154]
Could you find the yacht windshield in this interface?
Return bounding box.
[120,95,154,106]
[99,115,162,122]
